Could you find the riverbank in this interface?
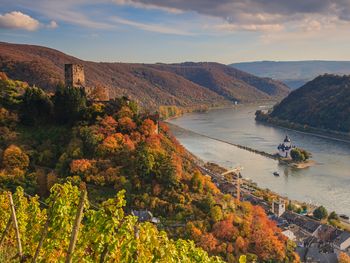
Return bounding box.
[255,111,350,144]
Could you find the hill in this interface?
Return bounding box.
[0,42,289,109]
[231,61,350,89]
[0,75,298,262]
[149,62,289,102]
[259,74,350,133]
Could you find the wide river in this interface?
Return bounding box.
[169,104,350,216]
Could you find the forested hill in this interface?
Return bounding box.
[0,42,289,109]
[0,74,298,262]
[269,74,350,133]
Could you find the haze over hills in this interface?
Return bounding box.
[231,61,350,89]
[0,42,289,109]
[267,74,350,133]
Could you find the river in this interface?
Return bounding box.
[169,104,350,216]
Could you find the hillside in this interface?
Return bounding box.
[149,62,289,102]
[0,74,298,262]
[0,42,289,109]
[231,61,350,89]
[266,74,350,133]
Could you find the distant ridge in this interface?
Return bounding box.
[231,60,350,89]
[0,42,289,109]
[268,74,350,133]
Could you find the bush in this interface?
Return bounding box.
[313,206,328,220]
[290,148,310,162]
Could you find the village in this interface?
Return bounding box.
[195,135,350,263]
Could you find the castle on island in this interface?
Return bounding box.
[277,135,295,158]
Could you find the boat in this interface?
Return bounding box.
[273,172,280,176]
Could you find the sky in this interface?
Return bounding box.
[1,0,350,64]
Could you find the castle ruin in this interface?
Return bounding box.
[64,64,85,88]
[64,63,109,101]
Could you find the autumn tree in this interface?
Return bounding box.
[140,118,157,136]
[2,145,29,171]
[339,252,350,263]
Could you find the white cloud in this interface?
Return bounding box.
[0,11,40,31]
[111,16,194,35]
[47,20,58,29]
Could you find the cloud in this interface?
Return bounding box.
[47,20,58,29]
[113,0,350,32]
[0,11,40,31]
[111,16,194,35]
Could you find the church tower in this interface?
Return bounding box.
[64,64,85,88]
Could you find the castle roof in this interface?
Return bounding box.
[284,135,291,143]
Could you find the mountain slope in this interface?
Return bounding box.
[149,62,289,102]
[0,42,288,108]
[231,61,350,89]
[269,74,350,133]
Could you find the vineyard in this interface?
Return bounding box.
[0,183,223,262]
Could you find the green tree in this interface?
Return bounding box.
[328,211,339,221]
[0,75,24,109]
[53,84,87,124]
[313,206,328,220]
[20,86,53,125]
[290,148,310,162]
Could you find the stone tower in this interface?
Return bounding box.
[64,64,85,88]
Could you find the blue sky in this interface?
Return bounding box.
[1,0,350,63]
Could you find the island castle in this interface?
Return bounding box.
[277,135,295,158]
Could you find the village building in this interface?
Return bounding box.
[332,231,350,250]
[272,199,286,217]
[131,210,160,224]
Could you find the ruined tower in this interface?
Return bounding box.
[64,64,85,88]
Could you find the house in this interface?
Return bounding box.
[282,211,321,235]
[296,247,338,263]
[332,230,350,250]
[282,229,296,241]
[314,224,336,242]
[131,210,160,224]
[272,199,286,217]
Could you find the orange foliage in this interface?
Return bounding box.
[234,236,247,253]
[140,118,157,136]
[199,233,219,253]
[70,159,93,174]
[145,135,161,149]
[123,135,135,151]
[118,117,136,132]
[99,116,117,135]
[212,214,239,241]
[100,136,120,154]
[130,131,142,144]
[249,206,286,261]
[339,253,350,263]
